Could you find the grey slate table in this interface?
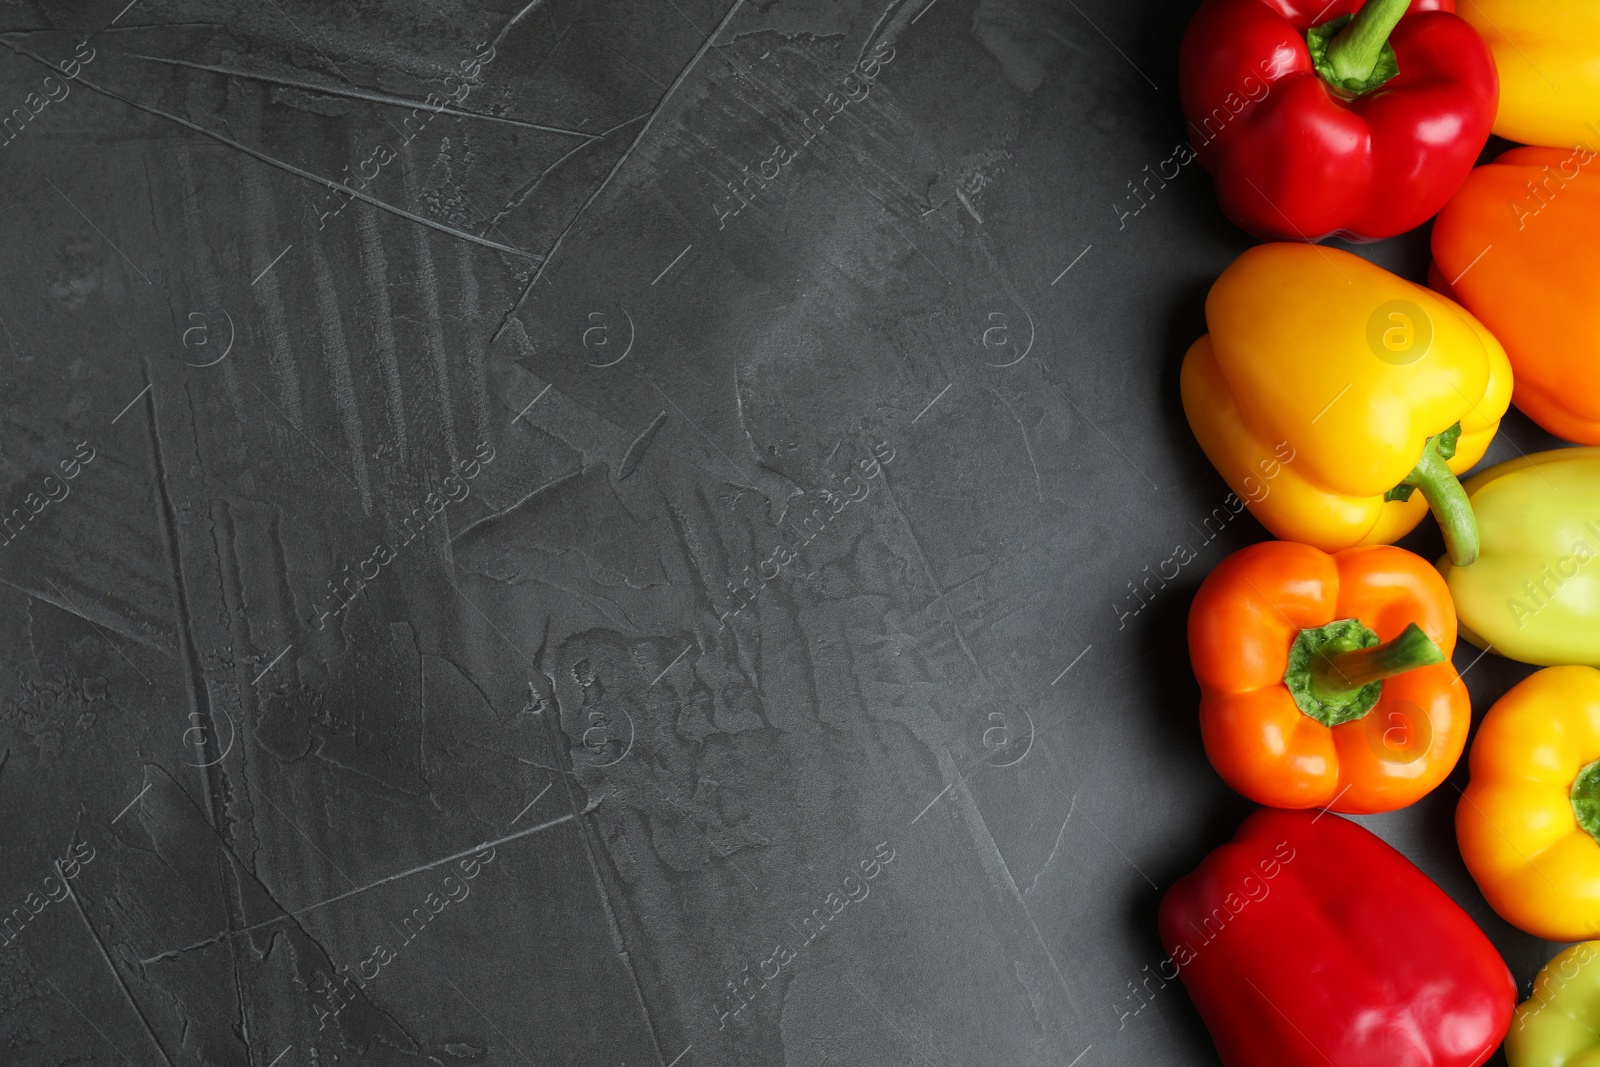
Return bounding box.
[0,1,1563,1064]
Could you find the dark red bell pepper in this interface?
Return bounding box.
[1178,0,1497,242]
[1159,808,1513,1067]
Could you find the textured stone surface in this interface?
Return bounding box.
[0,1,1555,1064]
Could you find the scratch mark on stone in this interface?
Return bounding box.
[508,782,552,826]
[852,178,951,286]
[256,789,358,889]
[250,242,293,286]
[10,577,169,656]
[356,204,410,466]
[243,165,307,422]
[1040,360,1159,491]
[871,476,985,681]
[537,674,669,1064]
[0,41,540,260]
[400,146,461,468]
[955,187,983,224]
[0,21,224,36]
[1051,645,1092,685]
[493,0,749,342]
[859,0,912,66]
[597,40,668,91]
[42,175,151,285]
[940,750,1084,1023]
[650,243,693,285]
[456,238,493,445]
[46,978,137,1066]
[649,643,694,686]
[995,390,1042,502]
[649,380,760,491]
[60,855,179,1067]
[844,977,938,1067]
[489,0,549,51]
[308,241,376,512]
[443,978,539,1065]
[491,111,648,230]
[619,411,668,480]
[140,801,598,963]
[128,53,595,138]
[40,577,159,683]
[911,782,953,824]
[527,20,578,83]
[112,383,153,424]
[1024,792,1076,899]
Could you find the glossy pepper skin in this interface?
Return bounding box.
[1181,243,1513,565]
[1506,942,1600,1067]
[1178,0,1497,242]
[1457,1,1600,149]
[1161,808,1514,1067]
[1438,449,1600,666]
[1190,541,1468,812]
[1432,147,1600,444]
[1459,666,1600,943]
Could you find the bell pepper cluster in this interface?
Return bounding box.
[1152,2,1600,1064]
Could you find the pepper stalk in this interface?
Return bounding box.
[1308,0,1409,95]
[1386,423,1480,567]
[1285,620,1445,727]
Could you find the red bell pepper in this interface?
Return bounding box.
[1178,0,1497,242]
[1160,808,1514,1067]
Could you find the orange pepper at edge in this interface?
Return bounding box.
[1432,146,1600,444]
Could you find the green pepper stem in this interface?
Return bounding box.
[1573,759,1600,846]
[1309,622,1444,702]
[1402,436,1479,567]
[1326,0,1411,82]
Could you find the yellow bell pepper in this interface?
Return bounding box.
[1458,666,1600,943]
[1459,1,1600,149]
[1181,243,1513,566]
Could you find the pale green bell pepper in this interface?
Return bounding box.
[1508,941,1600,1067]
[1439,448,1600,665]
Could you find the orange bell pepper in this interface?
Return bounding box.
[1189,540,1469,812]
[1432,146,1600,443]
